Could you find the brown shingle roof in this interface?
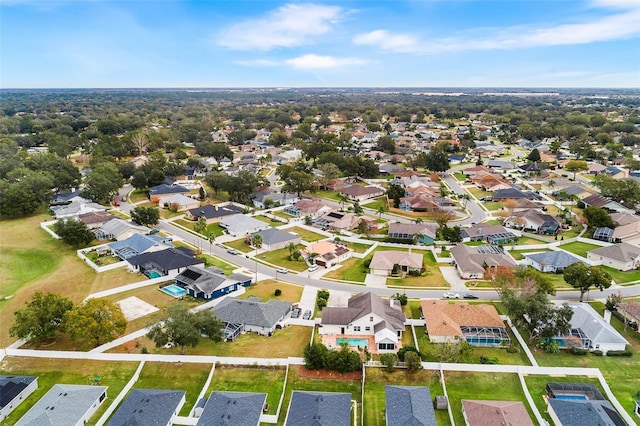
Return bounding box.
[420,300,505,339]
[370,251,423,270]
[462,400,534,426]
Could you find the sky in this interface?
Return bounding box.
[2,0,639,88]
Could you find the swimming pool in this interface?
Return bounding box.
[466,337,504,346]
[554,394,588,401]
[337,338,369,347]
[160,284,187,298]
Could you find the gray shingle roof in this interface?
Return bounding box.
[127,248,204,270]
[548,399,625,426]
[212,297,292,328]
[107,234,172,258]
[220,215,269,235]
[588,243,640,263]
[321,292,405,331]
[107,388,185,426]
[565,303,628,347]
[285,391,351,426]
[196,391,266,426]
[187,204,244,220]
[525,251,586,268]
[97,218,150,238]
[254,228,299,246]
[385,386,437,426]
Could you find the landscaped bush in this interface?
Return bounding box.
[480,356,499,364]
[274,289,282,296]
[569,347,588,355]
[397,345,420,361]
[606,349,633,357]
[611,310,639,330]
[317,290,330,310]
[593,350,603,356]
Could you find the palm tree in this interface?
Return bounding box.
[377,205,387,218]
[252,234,263,249]
[414,218,423,224]
[412,232,424,246]
[338,194,348,210]
[285,242,297,259]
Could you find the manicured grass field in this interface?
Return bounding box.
[224,237,254,253]
[557,241,600,258]
[484,201,504,210]
[206,365,286,415]
[135,362,211,416]
[273,210,292,221]
[314,190,342,201]
[347,241,374,254]
[323,257,368,282]
[107,209,131,219]
[386,251,448,288]
[601,265,640,284]
[509,248,551,260]
[287,226,326,242]
[363,197,388,212]
[0,248,61,298]
[197,254,237,275]
[0,357,138,426]
[259,244,308,272]
[513,236,550,245]
[239,279,303,303]
[559,225,584,239]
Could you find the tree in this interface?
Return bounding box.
[130,206,160,226]
[147,302,223,355]
[583,206,613,228]
[377,205,387,218]
[193,217,208,235]
[377,136,396,155]
[527,148,541,162]
[564,160,588,180]
[338,193,349,210]
[131,170,149,189]
[10,292,73,345]
[353,200,363,215]
[404,351,422,372]
[380,353,398,372]
[563,263,612,302]
[53,219,95,248]
[318,163,340,189]
[304,342,329,370]
[285,242,297,259]
[283,170,315,196]
[83,161,124,204]
[386,184,405,208]
[64,298,127,348]
[424,145,450,172]
[432,209,456,228]
[131,132,148,156]
[252,233,263,248]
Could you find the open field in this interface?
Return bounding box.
[259,244,308,272]
[239,279,303,302]
[287,226,326,242]
[224,237,254,253]
[0,356,138,426]
[557,241,600,258]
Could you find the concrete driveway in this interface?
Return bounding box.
[439,266,470,292]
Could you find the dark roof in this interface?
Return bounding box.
[50,189,85,205]
[385,386,437,426]
[107,388,185,426]
[519,162,549,171]
[212,297,292,328]
[196,391,266,426]
[321,292,405,331]
[339,185,384,197]
[548,399,626,426]
[148,184,189,196]
[187,204,244,220]
[285,391,351,426]
[525,251,587,268]
[255,228,299,246]
[0,376,37,409]
[492,188,539,200]
[583,193,614,208]
[126,248,203,270]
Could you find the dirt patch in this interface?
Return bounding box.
[298,366,362,380]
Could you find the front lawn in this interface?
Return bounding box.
[239,279,303,302]
[197,254,237,275]
[315,190,342,202]
[129,189,148,203]
[601,265,640,285]
[287,226,326,242]
[557,241,600,258]
[224,238,254,253]
[484,201,504,210]
[363,197,388,212]
[323,257,368,282]
[174,219,226,238]
[259,244,308,272]
[386,251,447,288]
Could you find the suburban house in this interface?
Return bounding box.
[339,185,385,201]
[399,194,454,212]
[487,160,517,170]
[252,190,298,209]
[283,199,332,218]
[421,300,509,346]
[50,189,88,206]
[0,376,38,422]
[450,244,516,279]
[93,218,150,241]
[77,211,116,229]
[185,204,245,224]
[16,384,107,426]
[320,292,406,353]
[470,174,512,192]
[546,383,626,426]
[387,222,437,245]
[249,228,300,251]
[107,234,173,260]
[611,212,640,227]
[196,391,266,426]
[51,200,107,220]
[107,389,186,426]
[284,391,351,426]
[504,210,560,235]
[462,165,492,177]
[462,400,534,426]
[587,243,640,271]
[582,193,635,214]
[211,297,292,340]
[617,301,640,328]
[148,183,190,203]
[312,210,376,232]
[523,251,587,273]
[300,240,353,268]
[126,247,204,277]
[385,386,437,426]
[275,149,302,165]
[491,188,539,201]
[219,214,270,237]
[460,224,518,244]
[157,193,200,211]
[175,266,252,300]
[369,250,423,276]
[554,303,629,353]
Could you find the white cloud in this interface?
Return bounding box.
[284,54,368,70]
[353,30,421,53]
[217,3,343,51]
[234,59,280,67]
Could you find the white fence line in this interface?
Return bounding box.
[40,220,60,239]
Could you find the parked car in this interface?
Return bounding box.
[303,310,312,320]
[308,264,319,272]
[276,267,288,274]
[443,292,460,299]
[148,228,160,235]
[291,308,301,318]
[463,293,478,299]
[227,248,239,255]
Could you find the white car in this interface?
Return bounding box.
[443,292,460,299]
[276,267,288,274]
[308,264,319,272]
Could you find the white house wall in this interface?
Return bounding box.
[0,379,38,421]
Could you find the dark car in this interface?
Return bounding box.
[463,293,478,299]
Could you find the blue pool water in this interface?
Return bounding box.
[160,284,187,298]
[466,337,504,346]
[337,338,369,347]
[555,394,588,401]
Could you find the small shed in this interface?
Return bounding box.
[435,395,448,409]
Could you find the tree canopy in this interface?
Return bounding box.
[563,263,612,302]
[10,292,73,345]
[130,206,160,226]
[54,219,95,248]
[64,298,127,348]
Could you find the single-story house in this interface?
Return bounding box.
[94,218,150,241]
[285,391,351,426]
[51,201,107,220]
[157,193,200,211]
[320,292,406,353]
[612,221,640,245]
[107,234,173,260]
[212,297,292,339]
[450,244,516,279]
[0,376,38,422]
[50,189,88,206]
[77,211,116,229]
[312,210,376,232]
[283,199,332,218]
[387,222,437,245]
[385,386,437,426]
[276,149,302,165]
[107,389,186,426]
[300,240,353,268]
[617,302,640,329]
[504,211,560,235]
[554,303,629,353]
[487,160,518,170]
[583,193,635,215]
[587,242,640,271]
[126,247,204,277]
[462,400,533,426]
[219,214,270,237]
[185,204,245,224]
[421,300,509,346]
[519,162,549,173]
[611,212,640,227]
[148,184,190,203]
[252,191,298,209]
[16,384,107,426]
[250,228,300,251]
[548,397,626,426]
[523,251,587,273]
[471,174,512,192]
[460,224,518,244]
[399,194,453,212]
[339,185,385,201]
[491,188,539,201]
[369,250,423,276]
[175,266,252,300]
[196,391,266,426]
[462,165,492,177]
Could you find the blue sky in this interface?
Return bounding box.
[2,0,639,88]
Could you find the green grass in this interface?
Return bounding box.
[315,190,342,201]
[135,362,211,416]
[206,366,286,415]
[559,225,584,239]
[174,219,226,238]
[557,241,600,258]
[287,226,326,242]
[224,238,254,253]
[273,210,292,221]
[107,209,130,219]
[364,368,449,426]
[386,251,448,288]
[238,279,303,302]
[467,187,492,199]
[484,201,504,210]
[0,248,61,298]
[453,172,467,181]
[129,189,148,203]
[363,197,388,212]
[259,245,309,272]
[253,215,284,226]
[197,254,238,275]
[601,265,640,285]
[514,236,549,246]
[346,241,373,254]
[323,257,368,282]
[509,249,550,260]
[0,357,138,426]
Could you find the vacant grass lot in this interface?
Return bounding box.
[174,219,226,238]
[364,368,449,426]
[601,265,640,284]
[557,241,600,258]
[287,226,326,242]
[239,279,303,302]
[509,248,551,260]
[386,251,447,288]
[135,362,211,416]
[224,237,254,253]
[0,357,138,426]
[259,244,308,272]
[206,365,286,415]
[0,248,61,298]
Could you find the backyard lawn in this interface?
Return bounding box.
[259,245,308,272]
[509,248,551,260]
[0,357,138,426]
[287,226,326,242]
[559,225,584,239]
[197,254,238,275]
[346,241,374,254]
[254,215,284,226]
[557,241,600,258]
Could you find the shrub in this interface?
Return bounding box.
[397,345,420,361]
[380,353,398,372]
[606,350,633,357]
[141,347,148,354]
[593,350,603,356]
[274,289,282,297]
[317,298,327,310]
[569,347,588,355]
[506,345,520,354]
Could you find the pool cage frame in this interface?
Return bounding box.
[461,325,510,347]
[223,322,242,342]
[546,382,605,400]
[554,328,591,349]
